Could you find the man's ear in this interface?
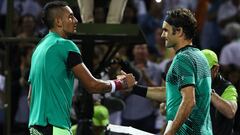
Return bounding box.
[55,17,62,28]
[212,64,219,77]
[177,27,184,37]
[214,64,220,73]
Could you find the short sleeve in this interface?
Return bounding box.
[54,39,81,68]
[173,54,196,90]
[64,40,81,55]
[57,39,81,55]
[59,40,82,69]
[67,51,83,69]
[221,85,238,102]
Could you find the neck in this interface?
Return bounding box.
[50,28,67,38]
[174,39,192,52]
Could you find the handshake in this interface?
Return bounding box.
[110,70,136,92]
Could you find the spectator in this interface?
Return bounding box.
[220,22,240,67]
[217,0,240,29]
[202,49,238,135]
[200,0,224,53]
[72,104,110,135]
[77,0,128,23]
[133,0,163,55]
[121,43,162,134]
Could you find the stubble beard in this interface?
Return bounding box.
[165,41,175,48]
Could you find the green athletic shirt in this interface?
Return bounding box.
[166,45,212,135]
[28,32,80,130]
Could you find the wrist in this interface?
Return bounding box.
[110,81,116,93]
[131,85,148,97]
[110,79,128,92]
[114,79,123,90]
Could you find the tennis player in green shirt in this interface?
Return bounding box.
[129,8,213,135]
[28,1,135,135]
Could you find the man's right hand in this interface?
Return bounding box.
[117,70,136,90]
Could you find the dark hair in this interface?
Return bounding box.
[164,8,197,40]
[42,1,68,29]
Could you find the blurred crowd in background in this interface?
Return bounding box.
[0,0,240,135]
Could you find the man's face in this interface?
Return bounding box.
[155,28,166,48]
[61,6,78,34]
[161,21,178,48]
[133,44,149,61]
[211,65,219,80]
[22,16,35,32]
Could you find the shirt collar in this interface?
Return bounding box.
[175,45,194,54]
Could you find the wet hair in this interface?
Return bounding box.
[42,1,68,29]
[164,8,197,40]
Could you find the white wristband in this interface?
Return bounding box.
[110,80,116,93]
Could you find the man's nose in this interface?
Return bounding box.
[161,32,166,38]
[74,16,78,23]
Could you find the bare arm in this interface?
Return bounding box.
[164,86,196,135]
[72,63,135,93]
[211,92,237,119]
[131,85,166,102]
[146,87,166,102]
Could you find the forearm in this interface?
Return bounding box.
[86,79,112,93]
[85,78,129,94]
[75,68,112,93]
[171,99,195,133]
[131,85,166,102]
[146,87,166,102]
[211,93,237,119]
[73,64,131,93]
